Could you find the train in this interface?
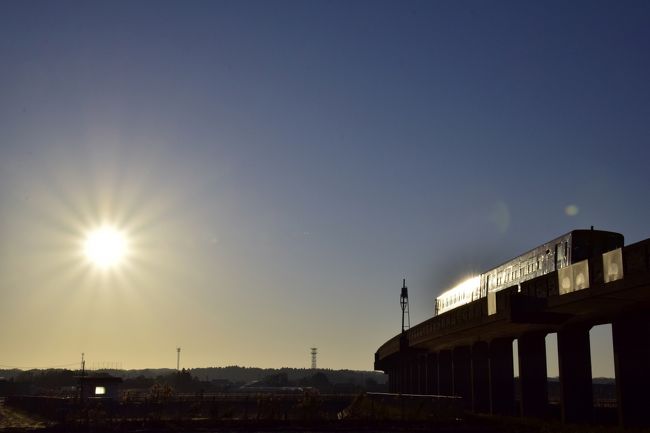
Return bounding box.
[434,228,624,316]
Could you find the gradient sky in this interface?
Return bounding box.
[1,1,649,376]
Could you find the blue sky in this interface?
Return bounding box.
[0,1,649,374]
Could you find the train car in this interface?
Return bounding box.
[434,228,624,316]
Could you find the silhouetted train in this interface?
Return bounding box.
[434,228,624,316]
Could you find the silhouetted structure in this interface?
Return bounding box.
[78,375,122,400]
[400,278,410,332]
[375,231,650,428]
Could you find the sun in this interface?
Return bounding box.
[83,226,129,269]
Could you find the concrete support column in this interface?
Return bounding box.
[400,356,411,394]
[394,366,401,394]
[395,367,401,394]
[613,312,650,428]
[411,355,420,393]
[408,355,418,393]
[417,354,427,394]
[399,359,408,393]
[419,353,431,394]
[411,356,418,394]
[438,350,453,395]
[558,326,593,424]
[427,352,439,395]
[518,332,548,418]
[471,341,490,413]
[489,338,515,415]
[453,346,472,408]
[410,355,419,394]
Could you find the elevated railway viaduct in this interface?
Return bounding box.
[374,237,650,427]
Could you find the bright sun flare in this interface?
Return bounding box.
[83,226,129,269]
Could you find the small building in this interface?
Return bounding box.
[78,375,123,400]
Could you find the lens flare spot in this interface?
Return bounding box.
[565,205,579,216]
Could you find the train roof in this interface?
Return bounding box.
[483,228,623,275]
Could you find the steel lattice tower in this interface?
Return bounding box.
[310,347,317,369]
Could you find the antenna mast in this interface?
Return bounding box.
[176,347,181,371]
[400,278,410,333]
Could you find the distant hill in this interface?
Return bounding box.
[23,366,389,385]
[187,367,387,385]
[0,366,388,395]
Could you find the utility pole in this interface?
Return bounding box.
[79,353,86,401]
[400,278,410,333]
[176,347,181,371]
